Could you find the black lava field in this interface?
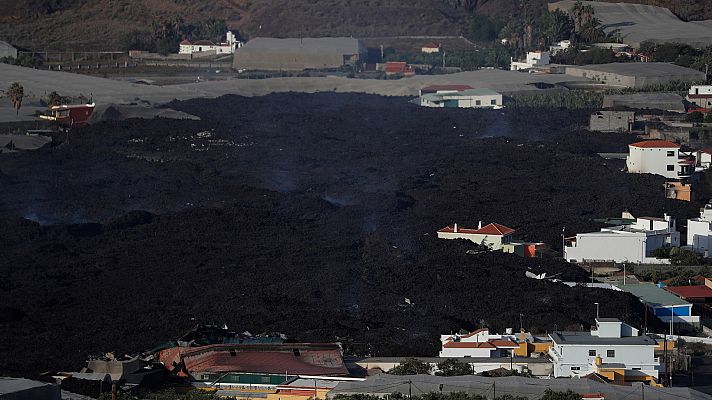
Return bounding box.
[0,93,701,376]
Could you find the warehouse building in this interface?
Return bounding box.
[565,63,705,89]
[589,111,634,132]
[233,37,366,71]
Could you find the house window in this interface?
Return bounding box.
[588,350,596,356]
[571,367,581,371]
[476,100,481,105]
[667,165,675,171]
[667,151,675,157]
[491,99,496,105]
[607,350,615,358]
[261,376,271,383]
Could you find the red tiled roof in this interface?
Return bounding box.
[665,285,712,299]
[629,140,680,148]
[422,42,440,48]
[158,344,349,376]
[438,223,515,236]
[180,40,191,45]
[700,147,712,155]
[488,339,519,348]
[443,341,495,349]
[193,40,215,46]
[460,328,488,338]
[385,62,407,73]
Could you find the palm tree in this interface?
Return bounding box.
[7,82,23,115]
[571,1,585,32]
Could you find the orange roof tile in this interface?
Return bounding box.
[443,341,495,349]
[438,223,515,236]
[630,140,680,148]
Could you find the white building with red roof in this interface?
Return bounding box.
[626,140,695,179]
[437,222,514,250]
[440,328,519,358]
[179,31,242,55]
[421,42,441,53]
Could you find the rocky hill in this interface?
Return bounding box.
[1,0,710,51]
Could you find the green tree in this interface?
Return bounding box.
[388,358,432,375]
[542,10,574,44]
[540,389,582,400]
[435,359,474,376]
[469,14,501,42]
[7,82,24,115]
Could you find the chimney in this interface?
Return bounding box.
[453,223,458,233]
[478,221,482,229]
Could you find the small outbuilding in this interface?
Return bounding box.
[421,42,440,53]
[437,222,515,249]
[0,41,17,59]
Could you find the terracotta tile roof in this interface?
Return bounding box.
[385,62,407,73]
[438,223,515,236]
[180,40,191,45]
[460,328,488,338]
[422,42,440,48]
[629,140,680,148]
[193,40,215,46]
[488,339,519,348]
[665,285,712,299]
[443,341,495,349]
[158,343,349,376]
[700,147,712,155]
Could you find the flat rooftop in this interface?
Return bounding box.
[619,283,691,307]
[549,331,656,346]
[567,63,705,79]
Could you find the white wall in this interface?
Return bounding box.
[565,233,647,263]
[626,146,680,179]
[455,94,503,108]
[439,347,494,358]
[437,232,507,249]
[550,344,658,378]
[690,86,712,96]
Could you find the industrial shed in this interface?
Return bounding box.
[0,41,17,59]
[603,93,686,113]
[565,63,705,89]
[233,37,366,71]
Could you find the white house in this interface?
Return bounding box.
[687,203,712,256]
[549,40,571,55]
[510,51,550,71]
[687,85,712,111]
[437,222,515,250]
[626,140,694,179]
[440,328,519,358]
[420,88,503,109]
[564,215,680,264]
[421,42,440,53]
[179,31,242,55]
[698,147,712,169]
[549,318,659,381]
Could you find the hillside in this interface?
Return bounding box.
[1,0,710,51]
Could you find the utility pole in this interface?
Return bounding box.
[519,313,524,331]
[594,302,599,319]
[408,380,412,399]
[314,378,318,400]
[492,382,496,400]
[623,263,626,285]
[641,383,645,400]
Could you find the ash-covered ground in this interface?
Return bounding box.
[0,93,699,376]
